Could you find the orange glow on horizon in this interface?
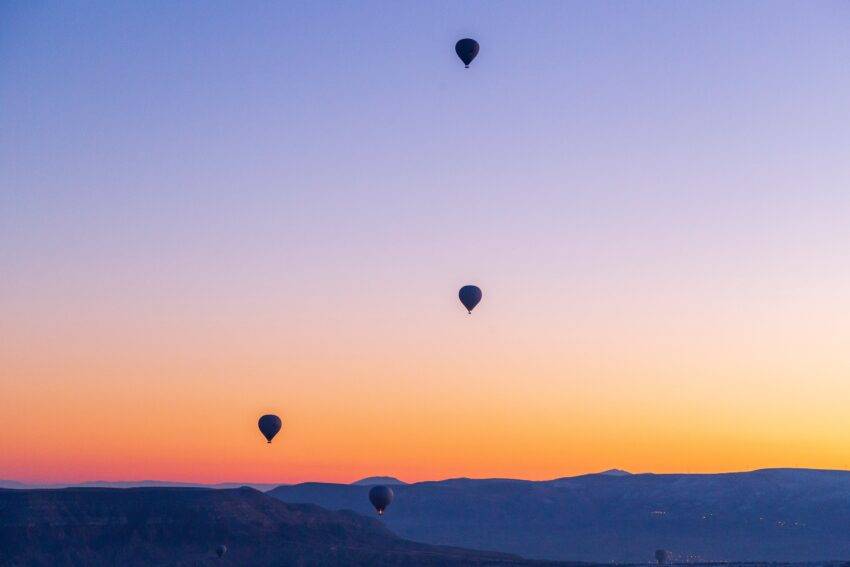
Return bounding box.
[4,283,850,485]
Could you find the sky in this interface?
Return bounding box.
[2,1,850,484]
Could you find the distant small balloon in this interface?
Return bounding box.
[216,544,227,558]
[458,285,482,314]
[368,485,394,515]
[455,38,479,68]
[655,549,670,565]
[258,414,282,444]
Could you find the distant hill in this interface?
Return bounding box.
[596,468,631,476]
[0,479,280,491]
[352,476,407,486]
[0,487,568,566]
[269,468,850,563]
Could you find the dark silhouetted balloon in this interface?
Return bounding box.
[216,544,227,558]
[258,414,282,443]
[455,38,479,68]
[368,485,394,515]
[655,549,670,565]
[458,285,482,314]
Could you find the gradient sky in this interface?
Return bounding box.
[3,1,850,484]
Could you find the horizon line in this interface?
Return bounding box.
[4,466,848,488]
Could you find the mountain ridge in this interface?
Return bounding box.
[351,476,407,486]
[269,467,850,563]
[0,486,572,566]
[10,467,845,490]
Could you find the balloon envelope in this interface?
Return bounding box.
[368,485,394,515]
[458,285,482,313]
[455,38,479,67]
[258,414,282,443]
[216,544,227,558]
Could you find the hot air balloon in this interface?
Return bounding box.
[655,549,670,565]
[458,285,482,314]
[258,414,282,443]
[368,485,394,515]
[216,544,227,559]
[455,38,479,68]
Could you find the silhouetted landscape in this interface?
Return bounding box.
[6,469,850,564]
[271,468,850,563]
[0,487,569,566]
